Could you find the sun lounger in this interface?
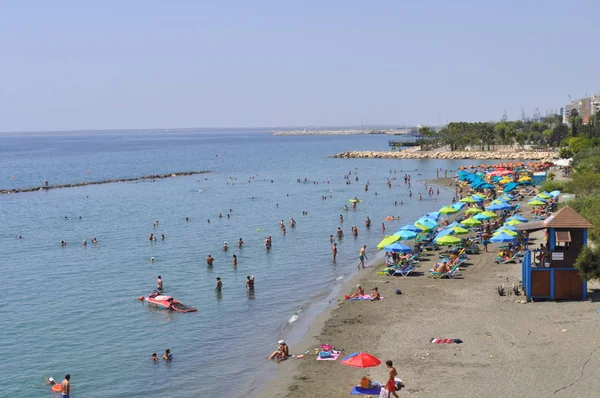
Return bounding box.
[392,265,415,277]
[495,256,517,264]
[430,262,462,279]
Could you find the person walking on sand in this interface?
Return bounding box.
[358,245,368,269]
[60,374,71,398]
[332,242,337,261]
[385,361,399,398]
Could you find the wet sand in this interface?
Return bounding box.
[264,189,600,397]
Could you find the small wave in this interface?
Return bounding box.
[336,275,344,280]
[288,314,299,323]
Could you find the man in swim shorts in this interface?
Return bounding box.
[206,255,214,266]
[60,374,70,398]
[157,275,163,291]
[332,242,337,261]
[385,360,399,397]
[358,245,367,269]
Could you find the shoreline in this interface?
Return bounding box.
[265,178,600,398]
[0,171,210,194]
[331,150,557,161]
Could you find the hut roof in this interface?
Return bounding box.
[515,206,593,232]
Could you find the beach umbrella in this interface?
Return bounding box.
[474,213,491,221]
[549,190,561,198]
[473,193,486,198]
[393,230,418,240]
[383,242,412,253]
[503,182,518,192]
[480,211,498,218]
[341,352,381,368]
[465,208,482,215]
[398,224,422,232]
[487,203,511,211]
[377,235,400,250]
[446,221,464,228]
[490,232,517,243]
[436,235,462,245]
[416,217,437,229]
[452,202,465,211]
[462,217,482,227]
[460,197,477,203]
[449,225,469,235]
[425,212,441,221]
[538,192,551,199]
[494,228,517,236]
[435,229,455,239]
[518,176,532,182]
[506,219,523,226]
[501,224,518,231]
[528,198,545,206]
[415,223,433,231]
[507,214,528,223]
[439,206,458,215]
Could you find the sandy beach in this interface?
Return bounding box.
[264,182,600,398]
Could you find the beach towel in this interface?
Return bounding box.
[315,351,340,361]
[348,295,384,301]
[430,338,463,344]
[351,386,382,395]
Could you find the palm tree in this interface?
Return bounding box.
[569,109,582,136]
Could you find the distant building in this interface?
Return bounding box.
[563,95,598,125]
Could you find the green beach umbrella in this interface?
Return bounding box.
[377,235,400,250]
[538,193,551,199]
[459,197,477,203]
[436,235,462,245]
[414,223,433,231]
[439,206,459,215]
[528,198,545,206]
[473,193,486,198]
[465,208,482,215]
[480,211,498,218]
[449,225,469,235]
[506,219,523,226]
[461,217,482,227]
[494,228,517,236]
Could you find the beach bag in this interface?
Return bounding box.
[360,377,372,389]
[319,351,332,358]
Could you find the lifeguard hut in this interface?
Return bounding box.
[518,206,593,301]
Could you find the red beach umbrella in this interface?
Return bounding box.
[341,352,382,368]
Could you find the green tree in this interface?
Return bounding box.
[494,122,507,145]
[515,132,527,147]
[574,246,600,281]
[569,108,582,137]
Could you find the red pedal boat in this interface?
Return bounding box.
[144,291,197,312]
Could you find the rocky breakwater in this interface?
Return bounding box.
[1,171,210,195]
[331,150,557,161]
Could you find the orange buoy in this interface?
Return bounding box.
[51,384,62,392]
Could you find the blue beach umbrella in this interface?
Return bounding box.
[416,217,437,229]
[474,213,491,221]
[393,230,418,240]
[446,221,464,228]
[435,228,455,239]
[486,203,511,211]
[549,190,561,198]
[507,214,528,223]
[452,202,465,211]
[504,182,518,192]
[471,195,484,202]
[398,224,422,233]
[383,242,412,253]
[490,232,517,243]
[500,224,518,231]
[424,212,441,221]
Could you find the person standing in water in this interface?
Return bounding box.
[206,255,214,266]
[60,374,71,398]
[238,238,244,248]
[232,254,237,267]
[157,276,163,291]
[216,277,223,291]
[332,242,337,261]
[246,275,255,289]
[358,245,368,269]
[365,217,371,228]
[381,223,386,233]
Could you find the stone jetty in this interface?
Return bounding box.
[331,150,557,161]
[1,171,210,195]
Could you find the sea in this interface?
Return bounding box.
[0,130,469,397]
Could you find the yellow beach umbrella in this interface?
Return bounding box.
[377,235,400,250]
[528,199,545,206]
[462,217,482,226]
[480,211,498,218]
[436,235,462,245]
[439,206,458,215]
[450,225,470,235]
[506,219,523,226]
[519,176,532,182]
[460,197,477,203]
[465,208,482,215]
[538,193,551,199]
[414,223,432,231]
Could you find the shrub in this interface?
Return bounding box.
[575,246,600,281]
[540,180,570,193]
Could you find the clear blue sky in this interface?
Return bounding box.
[1,0,598,132]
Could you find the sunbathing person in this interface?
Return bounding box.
[433,262,451,273]
[350,285,365,298]
[371,287,381,301]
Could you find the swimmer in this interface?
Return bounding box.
[381,223,386,233]
[157,275,162,291]
[330,234,334,243]
[337,227,344,239]
[82,239,87,246]
[92,237,97,244]
[161,234,165,241]
[282,226,286,235]
[339,214,344,222]
[238,238,244,247]
[163,349,172,360]
[344,204,348,211]
[280,220,285,229]
[216,277,223,291]
[222,241,229,251]
[206,254,214,266]
[219,213,223,218]
[185,217,189,221]
[232,254,237,266]
[152,353,158,362]
[246,275,255,289]
[148,233,154,241]
[207,219,211,223]
[150,257,155,263]
[365,217,371,228]
[60,374,71,398]
[227,214,230,219]
[290,218,296,228]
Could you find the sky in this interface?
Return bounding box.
[0,0,598,132]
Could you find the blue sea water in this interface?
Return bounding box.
[0,131,467,397]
